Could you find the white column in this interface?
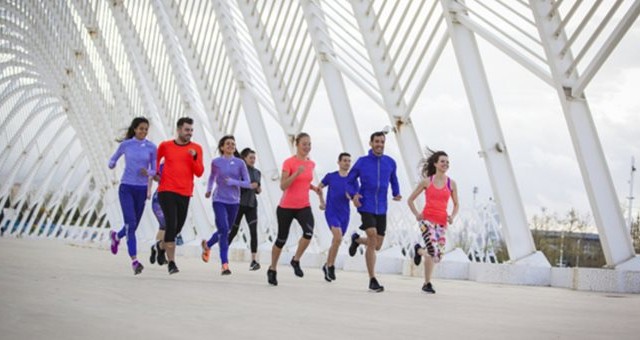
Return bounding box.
[441,0,543,263]
[108,1,167,140]
[300,0,363,156]
[211,0,286,219]
[235,0,303,138]
[350,0,423,184]
[530,0,637,268]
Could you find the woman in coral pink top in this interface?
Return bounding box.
[267,132,322,286]
[407,150,459,294]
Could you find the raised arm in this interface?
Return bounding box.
[346,159,362,207]
[280,160,304,191]
[108,142,126,169]
[226,161,254,189]
[407,179,427,221]
[191,144,205,178]
[316,175,328,210]
[346,159,361,197]
[155,142,165,173]
[254,169,262,194]
[448,180,459,224]
[141,145,157,177]
[206,160,219,195]
[147,146,157,177]
[390,161,401,200]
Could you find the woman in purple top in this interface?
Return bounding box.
[201,135,257,275]
[107,117,157,275]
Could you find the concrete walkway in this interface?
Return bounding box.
[0,238,638,339]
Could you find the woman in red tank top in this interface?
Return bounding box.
[407,150,459,294]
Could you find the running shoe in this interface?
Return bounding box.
[109,230,120,255]
[348,233,359,257]
[249,260,261,271]
[422,282,436,294]
[290,257,304,277]
[168,261,179,275]
[413,243,422,266]
[369,277,384,292]
[322,264,332,282]
[156,241,167,266]
[201,240,210,263]
[132,261,144,275]
[267,268,278,286]
[221,263,232,276]
[149,244,157,264]
[328,265,336,281]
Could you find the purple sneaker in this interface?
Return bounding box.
[132,261,144,275]
[110,230,120,255]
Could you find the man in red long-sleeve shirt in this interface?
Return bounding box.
[153,117,204,274]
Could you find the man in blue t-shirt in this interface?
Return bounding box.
[317,152,353,283]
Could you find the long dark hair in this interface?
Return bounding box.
[218,135,241,157]
[419,148,448,178]
[118,117,149,142]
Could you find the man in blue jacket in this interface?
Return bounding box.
[347,131,402,292]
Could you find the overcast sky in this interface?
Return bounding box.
[232,18,640,226]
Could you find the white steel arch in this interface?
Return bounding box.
[1,0,638,273]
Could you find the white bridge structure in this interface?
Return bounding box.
[1,0,639,292]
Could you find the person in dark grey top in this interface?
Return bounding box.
[228,148,262,270]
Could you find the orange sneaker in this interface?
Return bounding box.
[201,240,210,263]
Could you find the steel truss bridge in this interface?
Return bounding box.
[1,0,639,272]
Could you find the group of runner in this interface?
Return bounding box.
[107,117,458,293]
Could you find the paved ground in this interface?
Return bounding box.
[0,238,639,339]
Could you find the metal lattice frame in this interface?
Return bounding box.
[1,0,638,269]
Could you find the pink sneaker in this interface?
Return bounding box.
[110,230,120,255]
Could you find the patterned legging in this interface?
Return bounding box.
[420,220,447,263]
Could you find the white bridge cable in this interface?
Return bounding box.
[130,1,184,127]
[251,0,320,129]
[565,0,624,76]
[541,0,639,95]
[457,1,547,65]
[560,0,603,57]
[174,0,276,127]
[319,6,377,80]
[319,0,380,93]
[392,7,443,92]
[471,0,541,45]
[553,0,582,38]
[351,0,453,111]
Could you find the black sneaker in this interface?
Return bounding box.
[250,260,261,271]
[156,241,167,266]
[290,257,304,277]
[221,264,232,276]
[149,244,157,264]
[328,265,336,281]
[369,277,384,292]
[267,268,278,286]
[322,264,332,282]
[132,261,144,275]
[413,243,422,266]
[168,261,179,275]
[422,282,436,294]
[348,233,359,257]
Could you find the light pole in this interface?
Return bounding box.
[627,157,636,233]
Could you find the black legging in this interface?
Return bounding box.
[274,206,314,248]
[228,205,258,253]
[158,191,190,243]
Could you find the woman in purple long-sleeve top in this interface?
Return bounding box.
[107,117,157,275]
[201,135,257,275]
